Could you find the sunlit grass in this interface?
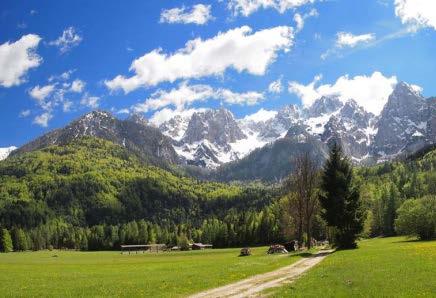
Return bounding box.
[0,246,306,297]
[268,237,436,297]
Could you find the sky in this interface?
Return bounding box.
[1,0,436,147]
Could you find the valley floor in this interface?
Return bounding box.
[0,246,306,297]
[0,237,434,297]
[266,237,436,297]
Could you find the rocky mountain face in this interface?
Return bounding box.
[169,109,249,168]
[373,82,428,159]
[158,81,435,178]
[12,111,179,167]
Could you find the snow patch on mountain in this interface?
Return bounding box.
[0,146,17,160]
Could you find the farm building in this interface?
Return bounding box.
[191,243,213,250]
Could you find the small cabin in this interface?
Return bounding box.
[191,243,213,250]
[120,244,166,254]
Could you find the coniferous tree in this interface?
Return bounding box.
[319,143,363,249]
[12,227,28,251]
[1,228,13,253]
[382,184,397,236]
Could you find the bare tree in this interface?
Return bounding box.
[293,152,319,249]
[283,177,304,246]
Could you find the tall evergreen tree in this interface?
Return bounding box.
[1,228,13,253]
[319,143,363,249]
[12,227,28,251]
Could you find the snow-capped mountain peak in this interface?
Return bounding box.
[155,81,434,169]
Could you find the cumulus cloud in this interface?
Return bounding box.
[293,8,318,32]
[219,89,264,105]
[243,108,277,122]
[336,32,376,48]
[227,0,316,16]
[288,71,398,115]
[160,4,213,25]
[395,0,436,31]
[29,84,56,101]
[49,27,82,53]
[117,108,130,115]
[48,70,75,82]
[80,94,100,109]
[0,34,42,87]
[70,79,85,93]
[149,107,208,126]
[27,75,89,126]
[105,25,293,93]
[134,82,214,112]
[133,81,264,113]
[268,77,283,93]
[33,112,52,127]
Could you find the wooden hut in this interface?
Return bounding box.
[191,243,213,250]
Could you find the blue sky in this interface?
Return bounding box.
[1,0,436,147]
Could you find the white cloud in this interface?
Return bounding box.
[33,112,52,127]
[117,108,130,115]
[321,32,376,59]
[70,79,85,93]
[288,72,398,115]
[336,32,376,48]
[19,109,31,117]
[395,0,436,31]
[160,4,213,25]
[29,84,56,101]
[134,82,214,113]
[63,100,73,112]
[149,107,207,126]
[133,81,264,113]
[49,27,82,53]
[268,78,283,93]
[0,34,42,87]
[227,0,316,16]
[219,89,264,105]
[28,76,88,120]
[243,108,277,122]
[105,25,293,93]
[80,94,100,109]
[293,8,318,32]
[48,70,75,82]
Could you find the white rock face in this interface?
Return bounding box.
[0,146,17,160]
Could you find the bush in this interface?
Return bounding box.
[177,234,190,251]
[395,196,436,240]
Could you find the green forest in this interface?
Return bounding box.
[0,137,435,252]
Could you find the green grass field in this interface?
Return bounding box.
[268,237,436,297]
[0,246,306,297]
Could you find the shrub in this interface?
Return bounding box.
[395,196,436,240]
[177,234,190,251]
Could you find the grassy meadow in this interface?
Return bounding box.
[268,237,436,297]
[0,246,306,297]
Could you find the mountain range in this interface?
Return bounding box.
[2,81,435,181]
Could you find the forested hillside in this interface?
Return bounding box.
[0,137,435,252]
[0,137,284,250]
[356,146,436,237]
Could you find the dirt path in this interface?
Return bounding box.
[189,250,333,298]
